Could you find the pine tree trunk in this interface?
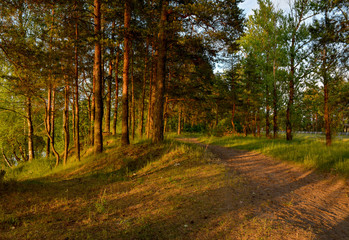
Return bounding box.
[231,103,236,133]
[113,47,120,136]
[257,112,261,137]
[151,1,169,143]
[266,78,270,138]
[286,68,294,140]
[163,97,168,134]
[105,58,112,133]
[131,50,136,140]
[43,96,60,166]
[149,45,157,139]
[74,12,80,161]
[46,85,51,157]
[26,96,34,161]
[51,87,56,149]
[72,90,76,143]
[139,41,148,138]
[323,48,331,146]
[177,105,182,135]
[93,0,103,153]
[63,81,69,165]
[91,82,95,146]
[146,48,155,139]
[273,61,278,139]
[121,1,131,145]
[286,44,295,141]
[253,113,257,137]
[140,60,147,137]
[87,94,92,143]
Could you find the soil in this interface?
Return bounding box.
[180,138,349,240]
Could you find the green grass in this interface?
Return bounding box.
[0,134,328,239]
[198,134,349,177]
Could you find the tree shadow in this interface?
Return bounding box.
[316,216,349,239]
[1,141,349,239]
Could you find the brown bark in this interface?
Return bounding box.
[46,7,55,157]
[323,48,331,146]
[113,46,120,136]
[91,80,95,145]
[105,55,112,133]
[286,59,294,140]
[72,93,75,143]
[12,146,21,163]
[2,151,12,168]
[273,60,278,139]
[253,113,257,137]
[43,96,60,166]
[17,141,28,161]
[286,40,296,141]
[26,96,34,161]
[146,47,155,139]
[139,44,148,137]
[74,8,80,161]
[266,105,270,138]
[177,105,182,135]
[51,87,56,149]
[46,86,51,157]
[163,96,168,134]
[93,0,103,153]
[151,1,169,143]
[286,2,305,141]
[265,76,270,138]
[63,80,69,165]
[121,1,131,145]
[131,50,136,140]
[87,94,92,141]
[231,103,236,133]
[257,112,261,137]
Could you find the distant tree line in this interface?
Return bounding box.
[214,0,348,146]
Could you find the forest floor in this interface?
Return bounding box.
[178,137,349,240]
[1,137,349,239]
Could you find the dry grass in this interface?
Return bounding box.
[0,138,317,239]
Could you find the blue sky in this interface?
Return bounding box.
[239,0,290,16]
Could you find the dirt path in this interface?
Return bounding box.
[180,138,349,239]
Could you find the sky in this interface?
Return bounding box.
[239,0,290,16]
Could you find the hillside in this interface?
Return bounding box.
[1,137,349,239]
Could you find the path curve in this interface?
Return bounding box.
[179,138,349,239]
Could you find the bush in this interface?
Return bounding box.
[183,123,207,133]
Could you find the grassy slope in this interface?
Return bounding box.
[198,134,349,177]
[0,138,244,239]
[0,135,327,239]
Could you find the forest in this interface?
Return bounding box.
[0,0,349,239]
[0,0,348,167]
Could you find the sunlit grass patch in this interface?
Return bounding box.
[199,134,349,177]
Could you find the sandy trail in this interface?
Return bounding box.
[179,138,349,239]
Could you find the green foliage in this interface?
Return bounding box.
[183,123,206,133]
